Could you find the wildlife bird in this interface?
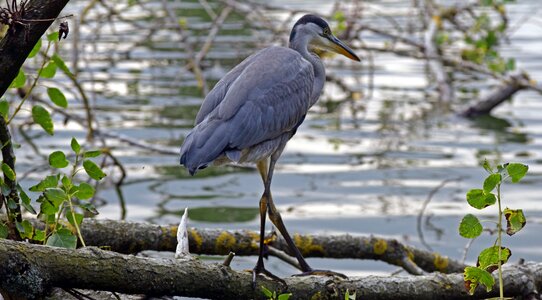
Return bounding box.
[180,14,360,284]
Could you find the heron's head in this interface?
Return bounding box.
[289,14,360,62]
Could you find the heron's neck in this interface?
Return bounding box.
[289,37,325,106]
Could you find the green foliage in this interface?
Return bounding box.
[71,137,81,155]
[47,87,68,108]
[460,2,515,74]
[260,286,291,300]
[31,105,54,135]
[464,266,494,294]
[345,289,356,300]
[48,151,70,168]
[459,160,528,296]
[28,138,106,247]
[9,69,26,89]
[41,62,57,79]
[83,159,107,180]
[477,246,511,272]
[0,100,9,120]
[1,163,16,181]
[1,31,105,249]
[46,228,77,249]
[459,214,482,238]
[28,39,42,59]
[466,189,496,209]
[503,208,526,236]
[0,222,8,239]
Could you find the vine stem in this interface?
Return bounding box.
[497,183,504,299]
[67,197,86,247]
[7,41,52,125]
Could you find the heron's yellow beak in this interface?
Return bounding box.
[328,35,361,62]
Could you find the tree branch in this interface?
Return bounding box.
[0,238,541,299]
[73,219,466,274]
[0,0,70,97]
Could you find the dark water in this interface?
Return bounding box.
[14,0,542,277]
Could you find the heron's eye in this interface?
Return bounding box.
[323,27,330,35]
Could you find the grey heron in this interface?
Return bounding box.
[180,14,360,284]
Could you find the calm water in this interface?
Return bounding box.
[13,0,542,277]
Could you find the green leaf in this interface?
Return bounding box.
[506,163,528,183]
[483,173,501,193]
[278,293,292,300]
[459,214,483,239]
[29,175,59,192]
[76,182,95,200]
[31,105,54,135]
[260,286,273,298]
[33,229,46,241]
[83,160,106,180]
[51,54,74,77]
[47,32,60,42]
[466,189,496,209]
[0,222,8,239]
[16,220,34,239]
[28,39,42,58]
[47,87,68,108]
[83,150,102,158]
[61,175,72,191]
[46,229,77,249]
[48,151,70,168]
[71,137,81,155]
[506,58,516,71]
[40,197,58,215]
[0,100,10,120]
[44,188,68,207]
[9,69,26,89]
[477,246,511,273]
[17,184,36,214]
[41,61,57,79]
[504,208,526,236]
[66,210,83,227]
[464,266,495,294]
[1,163,16,181]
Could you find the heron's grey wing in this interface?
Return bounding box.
[180,46,313,173]
[215,47,313,149]
[195,51,269,125]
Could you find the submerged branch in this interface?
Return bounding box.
[461,74,527,118]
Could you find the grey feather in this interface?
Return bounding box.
[180,46,315,174]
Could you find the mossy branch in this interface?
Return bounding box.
[0,238,541,299]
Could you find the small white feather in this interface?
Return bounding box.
[175,207,190,258]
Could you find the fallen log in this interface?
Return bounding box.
[0,238,541,299]
[74,219,466,274]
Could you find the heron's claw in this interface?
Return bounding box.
[252,263,287,289]
[293,269,348,279]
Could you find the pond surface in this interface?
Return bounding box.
[14,0,542,277]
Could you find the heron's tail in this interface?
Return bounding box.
[179,120,229,175]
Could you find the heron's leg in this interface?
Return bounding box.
[252,159,285,288]
[262,154,311,272]
[265,154,347,278]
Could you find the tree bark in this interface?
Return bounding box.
[0,0,70,97]
[72,219,466,274]
[0,238,541,299]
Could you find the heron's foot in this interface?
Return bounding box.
[252,262,287,289]
[294,269,348,279]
